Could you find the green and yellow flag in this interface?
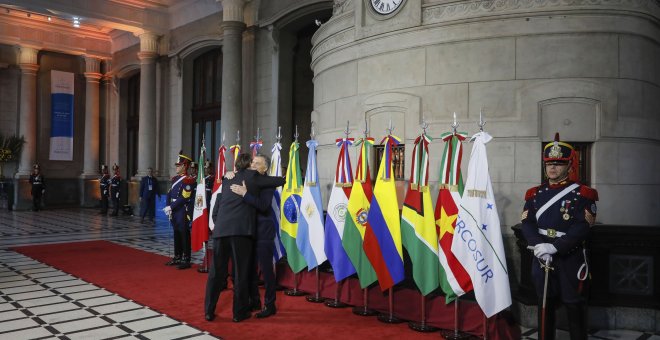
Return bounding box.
[280,140,307,273]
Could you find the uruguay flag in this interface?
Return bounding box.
[297,139,327,270]
[324,138,357,281]
[269,141,286,261]
[364,135,405,291]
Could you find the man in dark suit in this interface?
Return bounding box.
[230,154,279,318]
[139,167,160,223]
[204,153,285,323]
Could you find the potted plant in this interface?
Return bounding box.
[0,134,25,179]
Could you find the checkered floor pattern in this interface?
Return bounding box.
[1,208,658,339]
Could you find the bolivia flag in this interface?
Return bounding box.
[364,135,404,291]
[401,133,440,296]
[280,140,307,273]
[342,138,377,288]
[324,138,357,281]
[191,143,209,252]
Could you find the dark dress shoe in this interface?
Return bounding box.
[205,314,215,321]
[165,257,180,266]
[256,306,276,319]
[232,312,251,323]
[177,262,191,270]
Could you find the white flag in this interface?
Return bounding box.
[451,131,511,318]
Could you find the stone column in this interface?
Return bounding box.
[16,47,40,177]
[79,56,102,207]
[13,47,39,210]
[82,56,102,175]
[242,25,256,142]
[136,32,159,177]
[220,0,246,148]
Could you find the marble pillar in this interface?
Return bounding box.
[13,47,39,210]
[220,0,246,149]
[136,32,159,178]
[80,56,102,207]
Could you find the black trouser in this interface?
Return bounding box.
[31,189,42,211]
[173,226,191,260]
[205,236,253,318]
[111,196,119,215]
[140,197,156,220]
[100,195,108,213]
[249,239,276,308]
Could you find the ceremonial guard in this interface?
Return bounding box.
[190,161,198,180]
[99,165,110,214]
[163,152,195,269]
[204,160,213,207]
[521,133,598,340]
[109,164,122,216]
[29,164,45,211]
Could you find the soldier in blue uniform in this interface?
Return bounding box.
[29,164,45,211]
[204,160,213,208]
[139,167,160,223]
[110,164,122,216]
[99,165,110,214]
[521,133,598,340]
[163,152,195,270]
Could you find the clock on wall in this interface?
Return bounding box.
[369,0,405,15]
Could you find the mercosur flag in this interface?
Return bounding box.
[452,131,511,317]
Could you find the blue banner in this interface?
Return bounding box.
[49,70,74,161]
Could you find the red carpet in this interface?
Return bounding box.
[13,241,519,339]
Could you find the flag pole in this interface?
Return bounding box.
[325,279,348,308]
[352,286,377,316]
[441,296,471,339]
[409,293,439,332]
[306,267,325,303]
[377,287,403,323]
[284,272,307,296]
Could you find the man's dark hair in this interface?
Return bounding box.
[235,153,252,170]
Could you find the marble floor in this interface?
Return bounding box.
[1,208,658,340]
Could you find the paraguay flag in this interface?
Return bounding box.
[364,134,405,291]
[401,133,440,296]
[342,138,378,288]
[269,141,286,261]
[280,141,307,273]
[324,137,357,281]
[191,142,209,252]
[297,139,327,270]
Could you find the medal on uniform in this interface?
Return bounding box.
[560,200,566,213]
[563,201,571,220]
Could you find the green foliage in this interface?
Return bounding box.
[0,134,25,162]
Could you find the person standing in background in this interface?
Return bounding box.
[163,152,195,269]
[110,164,121,216]
[139,167,160,223]
[99,165,110,215]
[29,164,45,211]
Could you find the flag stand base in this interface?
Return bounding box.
[325,298,347,308]
[306,293,325,303]
[352,306,377,316]
[284,288,307,296]
[409,321,439,332]
[196,267,208,273]
[377,313,403,324]
[440,330,472,340]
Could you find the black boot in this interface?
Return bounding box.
[177,257,191,269]
[165,256,181,266]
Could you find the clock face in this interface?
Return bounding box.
[369,0,404,15]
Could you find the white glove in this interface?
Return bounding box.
[162,206,172,217]
[534,243,557,258]
[540,254,552,264]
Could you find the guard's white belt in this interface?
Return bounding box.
[538,228,566,238]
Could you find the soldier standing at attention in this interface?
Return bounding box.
[521,133,598,340]
[29,164,45,211]
[204,160,213,208]
[99,165,110,214]
[110,164,122,216]
[163,151,195,270]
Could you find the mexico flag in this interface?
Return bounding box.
[191,143,209,252]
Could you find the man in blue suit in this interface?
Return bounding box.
[163,152,195,269]
[139,167,160,223]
